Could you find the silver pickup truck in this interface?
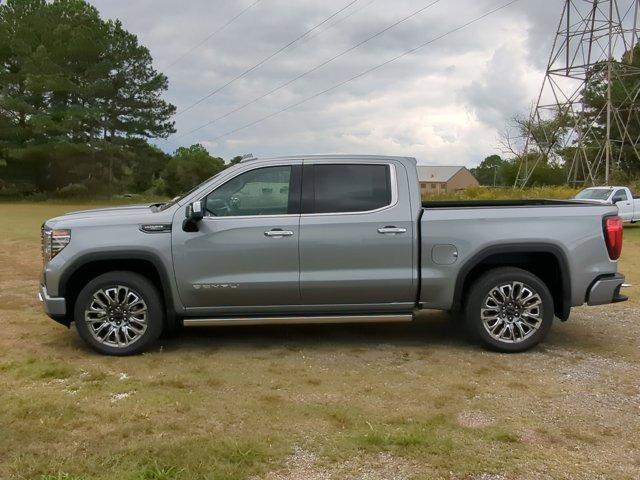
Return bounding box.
[39,155,627,355]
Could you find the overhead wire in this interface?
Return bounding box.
[175,0,443,139]
[294,0,378,49]
[201,0,523,143]
[175,0,361,117]
[165,0,263,69]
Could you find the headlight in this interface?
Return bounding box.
[42,227,71,263]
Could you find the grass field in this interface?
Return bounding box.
[0,202,639,480]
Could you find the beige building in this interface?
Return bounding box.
[416,165,479,195]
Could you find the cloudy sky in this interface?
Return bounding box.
[90,0,562,166]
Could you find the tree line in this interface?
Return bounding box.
[0,0,240,199]
[3,0,639,196]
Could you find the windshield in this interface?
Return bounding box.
[159,171,225,211]
[575,188,612,200]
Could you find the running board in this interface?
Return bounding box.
[182,313,413,327]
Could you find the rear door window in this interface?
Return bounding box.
[308,164,392,214]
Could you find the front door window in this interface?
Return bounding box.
[205,166,292,217]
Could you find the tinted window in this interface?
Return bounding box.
[205,166,292,216]
[613,189,628,203]
[312,164,391,213]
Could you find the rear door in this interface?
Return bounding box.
[298,160,415,309]
[172,162,302,310]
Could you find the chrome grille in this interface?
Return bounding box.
[41,224,50,264]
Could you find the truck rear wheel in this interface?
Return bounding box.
[73,271,163,356]
[465,267,554,352]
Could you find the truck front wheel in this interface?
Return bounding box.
[74,271,164,356]
[465,267,554,352]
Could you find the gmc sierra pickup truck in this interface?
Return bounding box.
[39,155,628,356]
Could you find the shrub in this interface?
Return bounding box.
[56,183,89,198]
[161,144,226,196]
[0,181,37,198]
[422,186,581,201]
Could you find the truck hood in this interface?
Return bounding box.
[45,203,167,226]
[574,199,611,205]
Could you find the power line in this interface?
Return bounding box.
[202,0,522,143]
[176,0,443,139]
[165,0,262,69]
[295,0,378,48]
[175,0,360,117]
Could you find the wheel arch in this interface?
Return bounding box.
[59,251,179,328]
[453,243,572,321]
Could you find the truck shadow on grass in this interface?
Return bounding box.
[153,310,630,356]
[58,308,623,356]
[152,310,609,354]
[158,311,470,352]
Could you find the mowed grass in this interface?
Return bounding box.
[0,201,639,479]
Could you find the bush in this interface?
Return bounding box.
[422,185,581,201]
[161,144,226,196]
[56,183,89,198]
[0,181,37,198]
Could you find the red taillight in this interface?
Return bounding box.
[604,216,623,260]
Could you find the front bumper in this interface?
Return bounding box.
[586,273,628,306]
[38,284,69,325]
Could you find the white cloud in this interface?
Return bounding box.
[89,0,565,167]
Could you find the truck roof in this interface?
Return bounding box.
[242,154,418,164]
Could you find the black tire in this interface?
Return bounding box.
[74,271,164,356]
[465,267,554,352]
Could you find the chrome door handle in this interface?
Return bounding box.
[377,226,407,235]
[264,229,294,237]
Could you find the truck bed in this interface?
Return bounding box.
[422,199,593,209]
[418,199,619,313]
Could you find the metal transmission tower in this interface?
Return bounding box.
[516,0,640,187]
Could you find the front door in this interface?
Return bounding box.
[612,188,633,221]
[172,164,302,310]
[298,161,415,308]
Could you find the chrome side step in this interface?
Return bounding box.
[182,313,413,327]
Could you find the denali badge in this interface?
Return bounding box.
[193,283,239,290]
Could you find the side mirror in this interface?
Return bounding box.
[183,200,204,232]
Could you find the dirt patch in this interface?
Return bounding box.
[257,447,420,480]
[456,410,496,428]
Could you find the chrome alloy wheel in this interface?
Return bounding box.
[84,285,148,347]
[480,281,543,344]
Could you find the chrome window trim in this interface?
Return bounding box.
[301,162,398,217]
[197,160,398,220]
[202,213,299,221]
[201,162,300,220]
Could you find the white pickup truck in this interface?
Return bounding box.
[575,186,640,223]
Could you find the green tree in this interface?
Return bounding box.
[161,144,225,196]
[472,155,508,186]
[0,0,175,196]
[500,154,565,186]
[580,44,640,179]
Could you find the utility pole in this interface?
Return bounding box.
[516,0,640,187]
[605,0,613,184]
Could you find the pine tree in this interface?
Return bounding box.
[0,0,175,194]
